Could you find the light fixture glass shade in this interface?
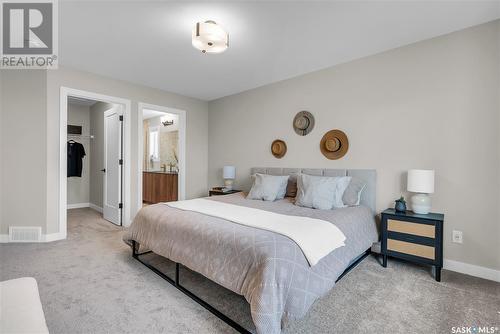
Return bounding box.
[192,20,228,54]
[223,166,235,179]
[407,169,435,193]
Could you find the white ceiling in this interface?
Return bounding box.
[142,109,179,120]
[59,1,500,101]
[68,96,97,107]
[142,109,165,120]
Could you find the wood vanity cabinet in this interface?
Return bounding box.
[142,172,178,204]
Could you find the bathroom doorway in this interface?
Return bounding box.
[138,103,186,207]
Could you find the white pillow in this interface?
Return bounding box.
[247,174,290,201]
[295,174,338,210]
[295,174,352,210]
[333,176,352,208]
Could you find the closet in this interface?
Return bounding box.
[67,99,93,210]
[66,96,123,226]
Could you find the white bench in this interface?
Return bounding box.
[0,277,49,334]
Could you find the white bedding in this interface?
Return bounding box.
[166,198,346,266]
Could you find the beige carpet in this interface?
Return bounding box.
[0,208,499,333]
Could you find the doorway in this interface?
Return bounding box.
[60,88,132,238]
[138,103,186,207]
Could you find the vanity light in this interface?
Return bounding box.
[161,115,174,126]
[192,20,228,54]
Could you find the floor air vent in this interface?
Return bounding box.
[9,226,42,242]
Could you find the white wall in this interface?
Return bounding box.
[208,21,500,271]
[67,103,91,205]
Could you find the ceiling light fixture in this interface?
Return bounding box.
[192,20,228,54]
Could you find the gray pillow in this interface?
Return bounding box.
[276,175,288,200]
[295,174,338,210]
[342,177,366,206]
[247,174,290,201]
[285,173,299,197]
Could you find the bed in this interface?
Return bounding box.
[124,168,378,334]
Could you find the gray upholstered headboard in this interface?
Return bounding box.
[250,167,377,212]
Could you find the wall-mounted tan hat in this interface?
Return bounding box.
[271,139,287,159]
[320,129,349,160]
[293,111,315,136]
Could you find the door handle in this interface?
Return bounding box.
[101,168,106,173]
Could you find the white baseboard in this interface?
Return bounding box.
[444,259,500,283]
[67,203,90,209]
[66,203,103,213]
[0,232,65,243]
[42,232,65,242]
[89,203,103,213]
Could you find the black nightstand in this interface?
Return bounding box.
[209,189,242,196]
[381,209,444,281]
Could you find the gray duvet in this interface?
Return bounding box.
[124,193,378,334]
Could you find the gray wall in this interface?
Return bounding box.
[0,71,3,231]
[1,66,208,236]
[208,21,500,270]
[67,103,91,205]
[0,70,48,234]
[89,101,114,209]
[45,67,209,233]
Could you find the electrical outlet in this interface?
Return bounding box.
[452,230,463,244]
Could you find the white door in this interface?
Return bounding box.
[103,106,123,225]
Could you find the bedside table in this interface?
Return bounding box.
[209,189,242,196]
[381,208,444,281]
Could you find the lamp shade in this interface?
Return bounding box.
[407,169,435,194]
[222,166,236,179]
[192,20,228,54]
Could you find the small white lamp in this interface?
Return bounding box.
[222,166,236,190]
[407,169,435,214]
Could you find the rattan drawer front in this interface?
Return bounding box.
[387,219,435,238]
[387,239,435,260]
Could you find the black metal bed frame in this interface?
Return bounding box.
[131,240,371,334]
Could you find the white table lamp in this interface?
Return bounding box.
[223,166,236,190]
[407,169,435,214]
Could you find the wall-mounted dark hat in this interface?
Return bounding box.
[293,111,315,136]
[320,129,349,160]
[271,139,287,159]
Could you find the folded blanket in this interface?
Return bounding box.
[166,198,346,266]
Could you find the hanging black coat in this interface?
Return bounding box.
[67,141,86,177]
